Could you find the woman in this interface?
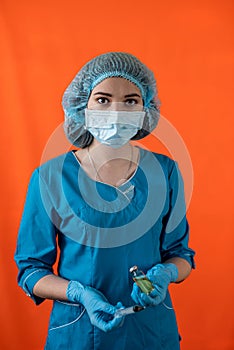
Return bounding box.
[15,52,195,349]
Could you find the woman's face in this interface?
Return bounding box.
[87,77,143,111]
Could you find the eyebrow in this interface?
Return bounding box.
[93,92,112,97]
[93,92,141,98]
[124,93,141,98]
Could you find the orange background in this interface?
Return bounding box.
[1,0,233,349]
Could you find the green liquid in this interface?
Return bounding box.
[134,276,154,295]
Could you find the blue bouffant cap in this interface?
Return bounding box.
[62,52,160,148]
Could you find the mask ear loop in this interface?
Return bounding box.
[132,108,149,140]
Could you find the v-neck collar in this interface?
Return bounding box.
[70,147,142,190]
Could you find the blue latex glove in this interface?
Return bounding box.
[66,281,124,332]
[131,263,178,307]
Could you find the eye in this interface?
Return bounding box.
[96,97,110,105]
[125,99,138,106]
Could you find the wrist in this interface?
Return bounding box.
[66,280,84,303]
[163,263,178,282]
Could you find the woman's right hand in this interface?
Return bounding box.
[66,281,124,332]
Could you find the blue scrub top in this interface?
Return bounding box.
[15,147,195,350]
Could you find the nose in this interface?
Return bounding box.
[109,102,126,111]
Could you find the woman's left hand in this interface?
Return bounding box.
[131,263,178,307]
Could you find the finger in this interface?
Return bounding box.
[131,291,144,306]
[138,293,154,306]
[131,284,144,306]
[141,293,161,306]
[93,319,112,332]
[149,287,162,298]
[104,315,125,332]
[113,302,125,326]
[115,301,124,309]
[100,303,117,315]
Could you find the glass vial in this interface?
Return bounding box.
[129,265,154,295]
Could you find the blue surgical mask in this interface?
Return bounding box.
[84,109,145,148]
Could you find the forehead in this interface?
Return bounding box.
[91,77,142,96]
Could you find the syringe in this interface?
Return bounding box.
[114,305,145,318]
